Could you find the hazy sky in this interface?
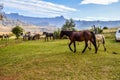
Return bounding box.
[2,0,120,21]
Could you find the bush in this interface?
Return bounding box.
[11,26,24,39]
[91,25,103,34]
[103,26,108,29]
[97,27,103,33]
[53,29,60,39]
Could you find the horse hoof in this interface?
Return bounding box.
[82,51,84,53]
[112,52,118,54]
[95,52,97,53]
[89,48,91,50]
[74,51,76,53]
[104,48,106,51]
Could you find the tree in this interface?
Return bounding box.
[103,26,108,29]
[53,28,61,39]
[12,26,24,39]
[91,25,103,34]
[62,18,76,31]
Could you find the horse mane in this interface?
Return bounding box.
[61,30,74,37]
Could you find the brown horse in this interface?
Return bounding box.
[33,34,40,40]
[60,30,97,53]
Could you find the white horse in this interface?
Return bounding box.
[88,34,106,51]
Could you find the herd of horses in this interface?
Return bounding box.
[0,32,54,41]
[22,32,54,41]
[22,32,40,40]
[0,30,106,53]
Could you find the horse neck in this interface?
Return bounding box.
[64,31,73,37]
[43,32,47,35]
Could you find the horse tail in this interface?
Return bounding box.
[90,31,96,43]
[102,36,105,44]
[90,31,97,53]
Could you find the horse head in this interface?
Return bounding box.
[43,32,47,35]
[60,31,65,39]
[60,30,74,39]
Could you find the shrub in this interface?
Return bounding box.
[103,26,108,29]
[11,26,24,39]
[53,29,60,39]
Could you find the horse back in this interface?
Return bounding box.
[95,34,105,43]
[71,31,85,41]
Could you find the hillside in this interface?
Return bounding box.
[6,13,66,27]
[0,18,57,33]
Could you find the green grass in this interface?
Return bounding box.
[0,39,120,80]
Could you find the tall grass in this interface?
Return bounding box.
[0,38,120,80]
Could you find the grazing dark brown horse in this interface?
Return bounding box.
[60,30,97,53]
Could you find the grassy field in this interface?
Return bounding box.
[0,37,120,80]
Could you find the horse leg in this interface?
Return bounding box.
[97,41,100,49]
[45,37,48,41]
[47,37,49,41]
[69,41,74,52]
[88,41,91,50]
[7,37,9,40]
[52,36,54,40]
[102,39,106,51]
[90,40,97,53]
[45,37,46,41]
[103,43,106,51]
[52,36,53,40]
[28,36,30,40]
[73,41,76,53]
[82,41,88,53]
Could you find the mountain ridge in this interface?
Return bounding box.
[6,13,120,29]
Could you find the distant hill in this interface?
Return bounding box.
[6,13,66,27]
[0,16,57,33]
[5,13,120,30]
[0,18,41,32]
